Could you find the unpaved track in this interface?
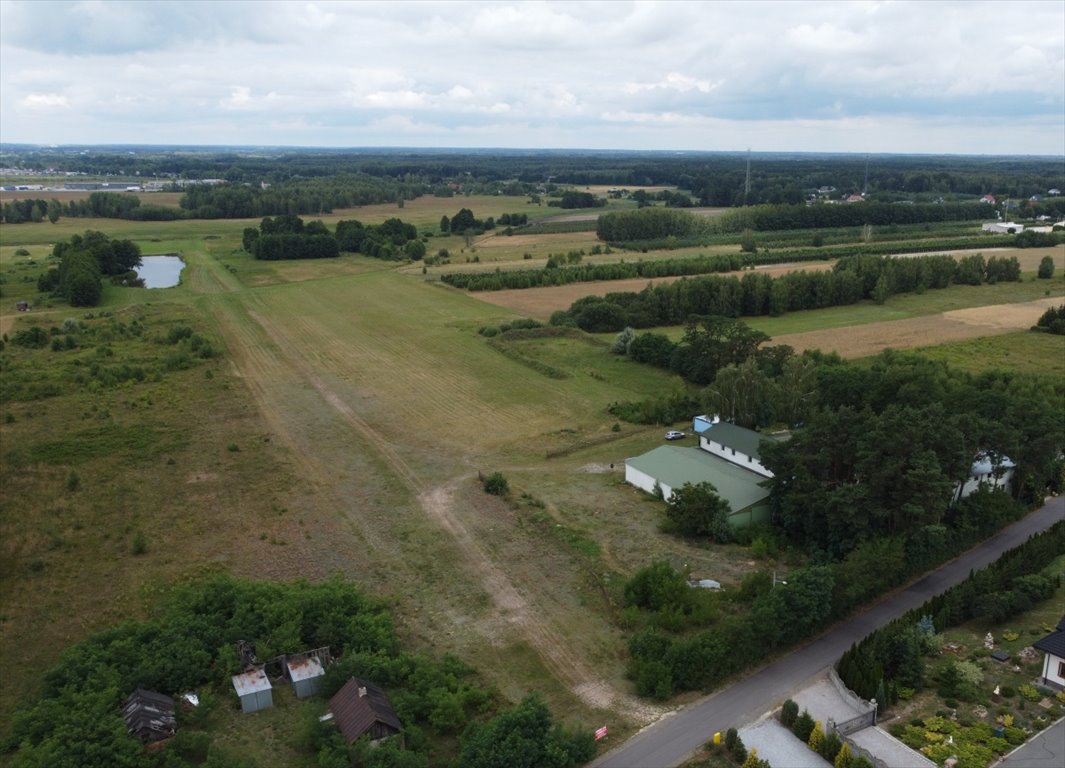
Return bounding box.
[209,289,658,722]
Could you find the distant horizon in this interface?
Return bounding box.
[3,143,1063,161]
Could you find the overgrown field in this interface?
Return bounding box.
[1,210,1062,763]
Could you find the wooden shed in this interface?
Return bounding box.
[122,688,176,742]
[328,677,402,743]
[232,667,273,714]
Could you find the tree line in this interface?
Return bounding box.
[595,202,999,243]
[552,252,1022,333]
[241,214,426,261]
[7,147,1061,205]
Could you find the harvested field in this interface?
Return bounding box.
[775,296,1062,358]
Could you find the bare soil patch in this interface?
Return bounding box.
[775,297,1061,358]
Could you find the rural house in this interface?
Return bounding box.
[625,418,785,527]
[328,677,403,744]
[953,452,1015,503]
[1033,616,1065,691]
[122,689,176,743]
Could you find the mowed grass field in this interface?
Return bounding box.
[1,212,1063,760]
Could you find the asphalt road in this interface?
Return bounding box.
[591,496,1065,768]
[997,718,1065,768]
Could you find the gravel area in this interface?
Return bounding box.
[850,726,936,768]
[739,716,831,768]
[792,678,867,724]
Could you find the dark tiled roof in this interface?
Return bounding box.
[1034,616,1065,659]
[329,677,402,744]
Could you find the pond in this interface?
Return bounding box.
[135,254,185,288]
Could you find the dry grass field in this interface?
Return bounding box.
[1,211,1062,761]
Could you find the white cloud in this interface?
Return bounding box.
[624,73,722,95]
[18,93,70,110]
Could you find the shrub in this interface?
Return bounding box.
[724,727,738,752]
[130,531,147,555]
[65,469,80,492]
[780,698,799,727]
[482,472,509,496]
[730,734,747,763]
[821,731,843,762]
[792,709,815,742]
[834,742,854,768]
[1018,683,1041,702]
[808,720,825,754]
[1037,255,1055,279]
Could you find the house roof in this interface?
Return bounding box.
[1033,615,1065,659]
[626,445,770,513]
[699,421,783,460]
[329,677,402,744]
[232,668,271,697]
[122,688,176,741]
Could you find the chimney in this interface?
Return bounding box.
[358,687,367,698]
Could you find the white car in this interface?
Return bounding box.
[665,430,685,440]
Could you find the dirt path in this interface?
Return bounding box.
[210,290,661,724]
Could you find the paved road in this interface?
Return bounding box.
[996,718,1065,768]
[591,497,1064,768]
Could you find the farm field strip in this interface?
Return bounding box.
[772,296,1064,359]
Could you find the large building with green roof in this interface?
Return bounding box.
[624,445,772,527]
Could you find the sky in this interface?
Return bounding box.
[1,0,1063,155]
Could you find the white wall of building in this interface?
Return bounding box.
[1042,653,1065,689]
[698,435,773,478]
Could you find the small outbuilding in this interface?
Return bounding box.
[232,667,273,714]
[286,655,325,699]
[122,688,176,743]
[329,677,402,744]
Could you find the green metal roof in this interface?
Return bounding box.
[700,422,786,460]
[627,445,771,513]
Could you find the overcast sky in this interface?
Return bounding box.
[1,0,1063,155]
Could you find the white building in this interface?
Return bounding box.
[982,222,1024,234]
[953,452,1015,503]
